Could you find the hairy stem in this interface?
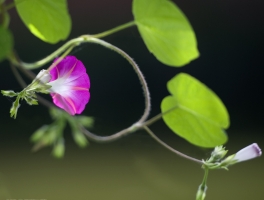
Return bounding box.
[143,126,203,164]
[81,36,151,142]
[9,21,136,70]
[16,38,83,70]
[10,62,27,87]
[142,106,178,127]
[87,37,151,124]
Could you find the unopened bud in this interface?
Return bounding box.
[35,70,52,84]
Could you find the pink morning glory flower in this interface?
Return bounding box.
[47,56,90,115]
[233,143,262,163]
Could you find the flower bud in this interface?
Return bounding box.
[210,145,228,162]
[196,184,207,200]
[36,69,52,84]
[233,143,262,163]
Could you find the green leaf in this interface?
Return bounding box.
[15,0,71,44]
[133,0,199,67]
[161,73,229,147]
[0,26,13,62]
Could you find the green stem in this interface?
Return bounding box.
[10,21,136,70]
[201,168,209,187]
[196,167,209,200]
[47,44,75,71]
[80,37,151,142]
[142,106,178,127]
[10,62,27,87]
[143,126,203,164]
[86,37,151,124]
[90,21,136,38]
[16,38,84,70]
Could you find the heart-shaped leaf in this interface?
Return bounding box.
[161,73,229,147]
[15,0,71,44]
[133,0,199,67]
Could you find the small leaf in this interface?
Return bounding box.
[0,26,13,62]
[133,0,199,67]
[15,0,71,44]
[161,73,229,147]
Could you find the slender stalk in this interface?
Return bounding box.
[81,126,137,143]
[143,126,203,164]
[196,167,209,200]
[201,168,209,186]
[91,21,136,38]
[17,38,84,70]
[11,21,136,70]
[10,62,27,87]
[86,37,151,124]
[142,106,178,127]
[80,36,151,142]
[47,44,75,71]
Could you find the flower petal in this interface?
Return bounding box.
[234,143,262,162]
[51,90,90,115]
[48,56,90,115]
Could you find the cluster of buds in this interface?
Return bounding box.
[196,143,261,200]
[204,143,262,170]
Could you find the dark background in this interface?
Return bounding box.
[0,0,264,199]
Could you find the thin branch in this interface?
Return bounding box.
[87,37,151,123]
[143,126,203,165]
[10,62,27,87]
[91,21,136,38]
[142,106,178,127]
[80,37,151,142]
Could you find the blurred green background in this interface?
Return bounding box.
[1,0,264,199]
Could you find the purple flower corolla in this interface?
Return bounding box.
[48,56,90,115]
[233,143,262,163]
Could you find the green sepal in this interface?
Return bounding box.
[1,90,18,97]
[52,138,65,158]
[72,130,89,148]
[76,116,94,128]
[24,96,38,105]
[10,97,20,119]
